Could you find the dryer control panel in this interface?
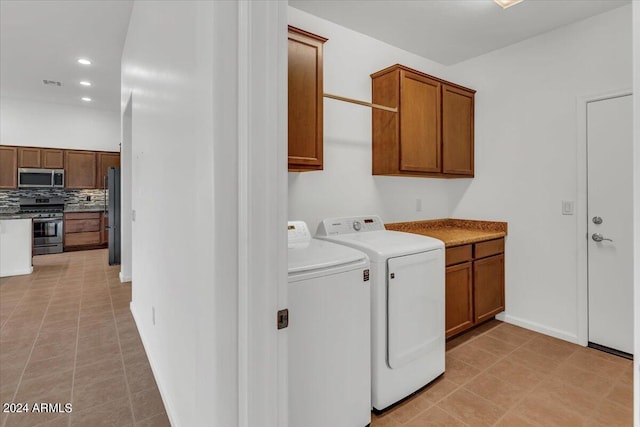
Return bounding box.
[316,215,385,236]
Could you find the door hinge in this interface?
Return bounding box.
[277,309,288,330]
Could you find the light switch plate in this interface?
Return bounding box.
[562,200,574,215]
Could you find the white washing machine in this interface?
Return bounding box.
[287,221,371,427]
[316,215,445,411]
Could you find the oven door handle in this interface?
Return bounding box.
[33,218,62,223]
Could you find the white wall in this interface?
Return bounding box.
[288,6,632,343]
[122,2,220,425]
[447,6,632,341]
[0,97,120,151]
[122,1,287,426]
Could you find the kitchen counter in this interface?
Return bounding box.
[385,218,507,247]
[64,205,106,213]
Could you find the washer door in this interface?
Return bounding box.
[387,250,444,369]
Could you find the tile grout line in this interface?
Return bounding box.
[0,286,27,331]
[67,255,86,427]
[1,266,61,427]
[106,260,138,425]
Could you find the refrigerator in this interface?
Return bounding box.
[108,167,121,265]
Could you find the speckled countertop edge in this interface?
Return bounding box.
[385,218,507,247]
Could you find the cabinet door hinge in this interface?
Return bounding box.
[277,309,288,330]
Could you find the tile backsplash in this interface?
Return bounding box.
[0,189,107,209]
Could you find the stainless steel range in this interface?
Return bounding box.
[19,197,64,255]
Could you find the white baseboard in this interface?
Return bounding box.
[119,272,132,283]
[130,302,178,427]
[499,313,581,345]
[0,266,34,278]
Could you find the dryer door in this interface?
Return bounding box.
[387,249,444,369]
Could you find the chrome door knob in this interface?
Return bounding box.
[592,233,613,242]
[592,216,603,224]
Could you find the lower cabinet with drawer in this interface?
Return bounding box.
[445,238,505,338]
[64,212,107,251]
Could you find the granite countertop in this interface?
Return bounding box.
[385,218,507,247]
[64,205,106,213]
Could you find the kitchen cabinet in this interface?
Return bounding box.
[0,146,18,189]
[64,212,106,250]
[288,26,327,172]
[65,151,97,189]
[17,147,64,168]
[18,147,41,168]
[371,64,475,178]
[445,238,505,338]
[42,149,64,168]
[100,213,108,245]
[96,152,120,189]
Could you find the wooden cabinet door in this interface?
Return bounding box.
[18,147,41,168]
[42,149,64,168]
[445,262,474,338]
[442,85,474,176]
[65,151,97,189]
[96,152,120,189]
[101,213,108,245]
[288,26,327,171]
[0,146,18,189]
[399,70,441,173]
[474,254,505,323]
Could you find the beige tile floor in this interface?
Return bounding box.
[0,249,169,427]
[1,250,634,427]
[372,320,633,426]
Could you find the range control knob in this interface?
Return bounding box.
[353,221,362,231]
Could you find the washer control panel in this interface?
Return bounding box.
[316,215,385,236]
[288,221,311,248]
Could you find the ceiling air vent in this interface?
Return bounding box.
[42,79,62,86]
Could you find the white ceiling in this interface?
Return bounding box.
[0,0,629,113]
[288,0,630,65]
[0,0,133,112]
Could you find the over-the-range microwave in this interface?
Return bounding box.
[18,168,65,188]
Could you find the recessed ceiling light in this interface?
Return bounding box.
[80,81,92,87]
[77,58,92,65]
[81,97,92,102]
[494,0,524,9]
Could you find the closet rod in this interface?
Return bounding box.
[323,93,397,113]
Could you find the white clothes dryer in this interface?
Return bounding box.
[316,216,445,411]
[287,221,371,427]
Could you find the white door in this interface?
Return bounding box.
[587,94,633,355]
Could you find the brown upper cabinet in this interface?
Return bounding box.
[96,152,120,189]
[42,149,65,168]
[371,64,475,178]
[0,146,18,189]
[18,147,41,168]
[17,147,65,169]
[288,26,327,172]
[65,150,97,189]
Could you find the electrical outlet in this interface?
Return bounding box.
[415,198,423,212]
[152,306,155,325]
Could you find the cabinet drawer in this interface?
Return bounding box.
[446,244,472,266]
[474,238,504,259]
[65,212,101,220]
[65,231,100,246]
[66,219,100,233]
